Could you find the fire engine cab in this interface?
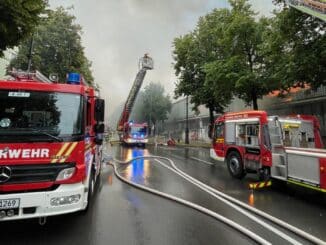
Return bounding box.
[121,122,148,146]
[209,110,326,192]
[0,71,105,222]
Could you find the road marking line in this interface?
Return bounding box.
[190,157,215,165]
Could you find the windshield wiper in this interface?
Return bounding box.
[30,129,63,142]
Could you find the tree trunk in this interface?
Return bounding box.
[209,106,215,125]
[252,93,258,110]
[148,120,151,136]
[208,106,215,139]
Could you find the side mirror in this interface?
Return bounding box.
[95,99,105,122]
[208,124,213,139]
[94,123,105,134]
[94,123,105,145]
[95,136,103,145]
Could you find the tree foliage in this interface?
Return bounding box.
[173,0,326,113]
[131,82,172,134]
[264,1,326,90]
[10,7,94,83]
[173,0,274,115]
[173,8,235,124]
[0,0,47,56]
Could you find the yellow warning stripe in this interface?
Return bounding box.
[287,179,326,193]
[215,138,224,143]
[51,143,70,163]
[85,144,92,151]
[249,181,272,189]
[59,142,78,163]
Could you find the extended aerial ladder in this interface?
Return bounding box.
[117,54,153,145]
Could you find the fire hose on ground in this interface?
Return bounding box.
[105,154,325,245]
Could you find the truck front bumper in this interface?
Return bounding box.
[125,138,148,144]
[0,182,87,221]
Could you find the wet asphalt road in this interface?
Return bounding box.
[151,145,326,239]
[0,144,325,245]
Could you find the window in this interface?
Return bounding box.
[236,123,260,146]
[0,90,83,141]
[214,123,224,138]
[263,124,272,150]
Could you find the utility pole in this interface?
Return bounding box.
[149,93,152,136]
[185,96,189,144]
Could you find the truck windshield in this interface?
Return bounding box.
[130,126,147,136]
[0,90,83,141]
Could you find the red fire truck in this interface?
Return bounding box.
[209,110,326,192]
[117,54,153,146]
[0,71,105,222]
[120,122,148,146]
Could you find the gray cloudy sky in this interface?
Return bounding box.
[49,0,275,120]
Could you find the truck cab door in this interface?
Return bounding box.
[213,122,225,160]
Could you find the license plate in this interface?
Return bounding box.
[0,199,20,209]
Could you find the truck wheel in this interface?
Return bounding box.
[88,169,96,202]
[83,169,95,212]
[258,167,270,181]
[226,151,246,179]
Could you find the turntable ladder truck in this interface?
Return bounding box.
[117,54,153,146]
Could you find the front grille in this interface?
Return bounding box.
[0,185,59,194]
[0,163,75,185]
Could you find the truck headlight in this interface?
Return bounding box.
[56,167,75,181]
[50,194,81,206]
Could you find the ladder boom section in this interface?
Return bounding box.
[117,54,153,131]
[125,69,146,113]
[117,69,147,131]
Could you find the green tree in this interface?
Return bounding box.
[0,0,47,56]
[223,0,273,110]
[136,82,172,135]
[264,1,326,90]
[173,8,234,125]
[10,7,93,83]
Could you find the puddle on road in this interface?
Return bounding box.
[115,147,152,185]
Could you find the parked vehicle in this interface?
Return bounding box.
[209,110,326,192]
[0,71,105,221]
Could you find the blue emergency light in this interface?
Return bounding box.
[67,73,81,84]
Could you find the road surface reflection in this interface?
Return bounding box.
[120,147,151,184]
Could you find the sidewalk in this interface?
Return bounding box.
[107,137,211,148]
[148,136,211,148]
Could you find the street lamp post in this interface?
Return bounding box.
[185,96,189,144]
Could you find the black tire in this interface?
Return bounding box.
[226,151,246,179]
[258,167,271,181]
[83,169,95,212]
